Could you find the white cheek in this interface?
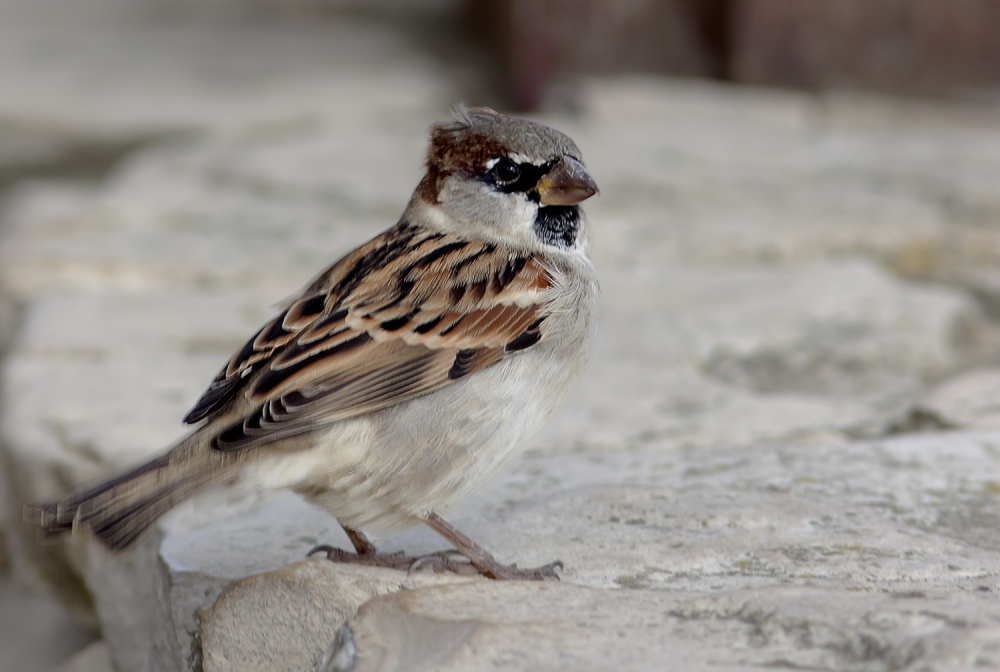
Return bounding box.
[480,183,536,228]
[514,195,538,229]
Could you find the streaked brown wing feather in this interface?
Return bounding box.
[183,222,551,452]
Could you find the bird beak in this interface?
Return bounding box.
[536,156,599,206]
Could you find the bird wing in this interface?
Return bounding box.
[183,222,551,452]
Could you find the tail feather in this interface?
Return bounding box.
[87,491,181,551]
[26,446,230,551]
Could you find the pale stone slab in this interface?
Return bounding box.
[6,81,1000,300]
[79,491,350,672]
[83,430,1000,671]
[397,431,1000,593]
[324,583,1000,672]
[4,67,1000,672]
[50,641,113,672]
[0,130,428,298]
[2,260,979,517]
[77,491,457,672]
[0,0,453,138]
[2,290,278,505]
[922,369,1000,430]
[573,78,1000,281]
[0,291,14,560]
[0,575,96,672]
[543,258,978,455]
[961,268,1000,319]
[199,561,469,672]
[1,244,985,646]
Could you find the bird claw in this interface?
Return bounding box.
[481,559,563,581]
[408,550,478,576]
[308,544,478,574]
[307,544,409,570]
[307,544,351,561]
[308,543,563,581]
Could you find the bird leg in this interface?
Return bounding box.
[310,516,562,580]
[308,524,477,574]
[419,512,562,581]
[343,526,378,555]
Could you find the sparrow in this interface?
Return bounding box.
[27,107,599,580]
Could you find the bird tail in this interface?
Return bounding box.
[25,440,232,551]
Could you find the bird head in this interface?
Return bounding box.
[410,107,598,253]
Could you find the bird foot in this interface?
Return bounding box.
[406,550,481,576]
[306,544,560,580]
[307,544,479,575]
[312,519,563,581]
[476,559,564,581]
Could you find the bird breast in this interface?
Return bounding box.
[258,253,599,531]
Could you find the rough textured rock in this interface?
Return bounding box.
[96,429,1000,671]
[922,369,1000,430]
[0,0,453,138]
[50,641,113,672]
[551,259,978,454]
[78,491,349,672]
[8,81,1000,299]
[3,290,279,505]
[389,431,1000,593]
[199,561,467,672]
[76,490,459,672]
[324,583,1000,672]
[3,258,980,517]
[0,291,13,567]
[4,61,1000,671]
[0,574,96,672]
[0,131,428,298]
[575,79,1000,281]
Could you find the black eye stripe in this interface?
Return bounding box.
[481,158,555,195]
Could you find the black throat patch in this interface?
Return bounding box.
[533,205,580,249]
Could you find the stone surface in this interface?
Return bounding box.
[922,368,1000,430]
[0,130,429,298]
[575,78,1000,281]
[0,0,454,138]
[85,429,1000,671]
[326,583,1000,672]
[3,259,981,515]
[0,291,13,568]
[553,259,978,454]
[3,290,280,504]
[77,490,458,672]
[78,490,348,672]
[388,431,1000,593]
[199,560,467,672]
[0,574,96,672]
[8,81,1000,298]
[4,46,1000,672]
[50,641,113,672]
[961,268,1000,320]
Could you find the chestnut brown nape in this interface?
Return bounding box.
[430,107,582,171]
[418,107,585,204]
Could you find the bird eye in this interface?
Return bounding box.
[493,158,520,185]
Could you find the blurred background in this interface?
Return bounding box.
[2,1,1000,671]
[471,0,1000,110]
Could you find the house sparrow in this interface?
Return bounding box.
[27,107,599,580]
